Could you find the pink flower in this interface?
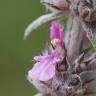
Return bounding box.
[27,21,65,82]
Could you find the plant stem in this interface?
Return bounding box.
[65,15,83,63]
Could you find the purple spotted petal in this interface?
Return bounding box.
[28,54,61,81]
[50,21,64,42]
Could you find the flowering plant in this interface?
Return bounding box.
[24,0,96,96]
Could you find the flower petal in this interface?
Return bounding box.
[50,21,64,41]
[28,55,60,81]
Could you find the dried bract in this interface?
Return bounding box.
[41,0,70,12]
[27,22,96,96]
[71,0,96,48]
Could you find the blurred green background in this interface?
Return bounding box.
[0,0,49,96]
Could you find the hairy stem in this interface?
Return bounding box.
[65,15,83,63]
